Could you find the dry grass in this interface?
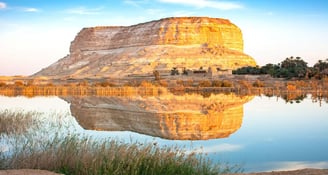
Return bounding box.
[0,111,239,175]
[199,80,212,87]
[6,136,222,175]
[0,110,40,135]
[252,80,265,87]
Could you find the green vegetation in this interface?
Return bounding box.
[233,57,328,79]
[0,110,240,175]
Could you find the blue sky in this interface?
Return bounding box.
[1,0,328,75]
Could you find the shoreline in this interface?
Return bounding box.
[228,168,328,175]
[1,75,327,93]
[1,168,328,175]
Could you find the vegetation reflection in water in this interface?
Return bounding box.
[0,95,243,174]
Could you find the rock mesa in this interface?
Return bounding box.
[63,93,254,140]
[34,17,256,78]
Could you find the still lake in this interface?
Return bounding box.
[0,93,327,172]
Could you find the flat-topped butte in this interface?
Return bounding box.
[34,17,256,78]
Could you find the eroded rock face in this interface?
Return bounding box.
[35,17,256,78]
[63,93,254,140]
[70,17,243,53]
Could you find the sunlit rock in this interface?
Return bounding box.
[34,17,256,78]
[63,93,254,140]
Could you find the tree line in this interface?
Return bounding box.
[233,56,328,79]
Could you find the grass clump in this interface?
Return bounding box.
[1,135,223,175]
[0,110,40,135]
[0,111,239,175]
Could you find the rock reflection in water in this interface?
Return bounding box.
[63,93,253,140]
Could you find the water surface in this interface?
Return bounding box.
[0,93,327,172]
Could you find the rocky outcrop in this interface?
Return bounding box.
[63,93,254,140]
[34,17,256,78]
[69,17,243,53]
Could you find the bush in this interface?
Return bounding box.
[252,80,265,87]
[0,82,6,87]
[176,80,184,86]
[221,80,233,87]
[287,83,297,91]
[96,81,115,87]
[183,79,194,87]
[211,80,221,87]
[158,80,168,87]
[322,77,328,88]
[294,80,309,88]
[139,80,154,87]
[124,80,140,87]
[199,80,212,87]
[78,80,89,86]
[14,81,24,86]
[239,80,251,89]
[46,82,54,86]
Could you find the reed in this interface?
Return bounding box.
[0,110,40,135]
[0,111,239,175]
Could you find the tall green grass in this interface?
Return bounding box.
[0,110,241,175]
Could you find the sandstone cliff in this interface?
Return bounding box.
[63,93,254,140]
[34,17,256,78]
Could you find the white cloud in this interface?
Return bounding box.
[0,2,6,9]
[209,143,243,153]
[172,10,195,17]
[0,2,39,12]
[158,0,243,10]
[66,6,103,15]
[146,8,164,15]
[145,8,193,19]
[23,8,39,12]
[188,143,243,154]
[123,0,149,7]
